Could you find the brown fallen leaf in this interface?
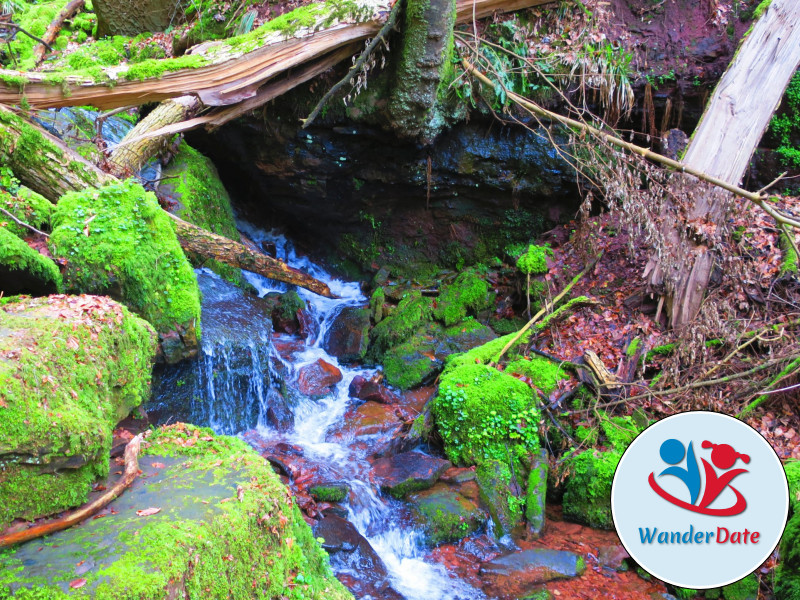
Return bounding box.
[136,507,161,517]
[69,578,87,589]
[151,462,166,469]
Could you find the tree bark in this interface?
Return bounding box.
[33,0,86,65]
[0,105,335,297]
[0,0,553,110]
[94,0,183,37]
[109,95,201,174]
[645,0,800,328]
[0,435,142,549]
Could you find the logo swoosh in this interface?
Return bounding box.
[648,472,747,516]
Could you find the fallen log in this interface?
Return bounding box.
[0,105,336,297]
[0,0,555,110]
[32,0,86,66]
[0,434,142,549]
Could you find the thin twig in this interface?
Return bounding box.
[3,22,53,50]
[0,206,48,237]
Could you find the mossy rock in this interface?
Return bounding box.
[777,511,800,600]
[721,574,758,600]
[0,425,353,600]
[0,227,62,296]
[433,269,491,326]
[443,318,496,354]
[476,459,524,538]
[49,179,201,363]
[0,294,157,528]
[526,450,548,536]
[0,186,53,239]
[561,449,621,529]
[309,482,349,503]
[785,460,800,512]
[409,482,486,546]
[506,356,567,395]
[160,142,244,285]
[368,291,433,359]
[432,362,539,465]
[382,332,442,390]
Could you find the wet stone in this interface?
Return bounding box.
[408,482,487,546]
[308,481,350,503]
[349,375,401,404]
[324,306,370,363]
[480,548,587,600]
[295,358,343,398]
[371,451,451,498]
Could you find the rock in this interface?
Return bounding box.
[324,306,370,362]
[526,450,548,537]
[265,389,294,432]
[296,358,343,398]
[309,481,350,503]
[271,290,307,334]
[0,426,351,600]
[314,513,399,599]
[0,227,61,297]
[476,459,524,539]
[480,548,586,599]
[562,450,621,529]
[349,375,401,404]
[329,401,404,454]
[440,466,477,485]
[597,545,630,570]
[371,451,451,498]
[0,295,156,528]
[409,482,487,545]
[382,334,443,390]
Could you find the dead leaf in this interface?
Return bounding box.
[69,578,87,589]
[151,462,166,469]
[136,507,161,517]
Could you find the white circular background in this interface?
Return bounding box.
[611,411,788,589]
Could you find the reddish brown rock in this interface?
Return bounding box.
[349,375,401,404]
[480,548,586,600]
[371,451,451,498]
[296,358,343,398]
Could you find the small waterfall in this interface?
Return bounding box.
[150,225,486,600]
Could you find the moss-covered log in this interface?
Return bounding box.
[0,0,553,110]
[388,0,457,142]
[32,0,86,65]
[0,105,335,297]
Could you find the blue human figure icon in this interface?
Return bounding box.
[658,438,701,505]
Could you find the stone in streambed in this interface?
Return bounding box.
[408,482,487,545]
[309,481,350,503]
[348,375,401,404]
[296,358,343,398]
[324,306,370,362]
[371,451,451,498]
[480,548,586,600]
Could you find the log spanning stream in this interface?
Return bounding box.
[148,224,487,600]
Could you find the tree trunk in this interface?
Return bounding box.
[0,106,335,297]
[0,0,553,110]
[94,0,183,37]
[645,0,800,328]
[109,95,200,174]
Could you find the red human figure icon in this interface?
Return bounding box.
[698,441,750,510]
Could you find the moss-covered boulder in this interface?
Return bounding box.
[477,459,525,538]
[369,290,433,358]
[0,227,62,295]
[432,269,491,326]
[775,461,800,599]
[409,482,487,546]
[49,179,201,363]
[0,294,156,528]
[721,574,758,600]
[1,186,53,239]
[0,424,353,600]
[561,449,620,530]
[160,142,244,285]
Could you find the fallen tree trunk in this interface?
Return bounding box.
[32,0,86,66]
[109,95,201,174]
[645,0,800,328]
[0,434,142,549]
[0,106,335,297]
[0,0,554,110]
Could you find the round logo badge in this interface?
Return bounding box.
[611,411,789,589]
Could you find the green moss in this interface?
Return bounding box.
[0,187,53,238]
[308,483,349,503]
[752,0,772,19]
[506,356,567,394]
[433,268,491,326]
[562,449,620,529]
[369,291,433,358]
[0,294,156,527]
[0,425,352,600]
[369,286,385,323]
[780,230,798,274]
[410,485,484,546]
[777,512,800,600]
[721,574,758,600]
[161,142,242,284]
[49,179,201,341]
[433,362,538,465]
[382,333,441,389]
[600,414,641,452]
[277,290,306,321]
[476,459,524,537]
[786,461,800,512]
[769,69,800,170]
[446,329,531,370]
[0,227,62,292]
[672,587,698,599]
[64,36,128,70]
[516,244,551,275]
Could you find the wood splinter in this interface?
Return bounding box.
[0,434,143,549]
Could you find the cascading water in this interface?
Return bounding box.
[150,222,487,600]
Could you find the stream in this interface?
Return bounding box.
[148,224,487,600]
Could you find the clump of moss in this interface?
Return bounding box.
[49,179,201,354]
[0,425,352,600]
[516,244,551,275]
[433,268,491,326]
[161,142,243,284]
[0,186,53,239]
[381,331,442,389]
[721,574,758,600]
[769,69,800,170]
[0,294,156,527]
[0,227,62,293]
[561,449,620,529]
[506,356,567,393]
[368,290,433,358]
